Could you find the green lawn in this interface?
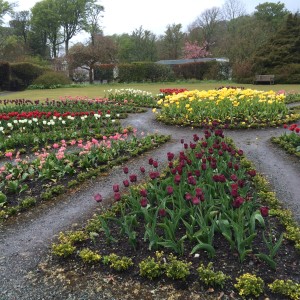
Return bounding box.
[1,81,299,101]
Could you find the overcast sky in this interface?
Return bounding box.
[7,0,300,39]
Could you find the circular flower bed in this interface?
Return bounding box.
[155,88,300,128]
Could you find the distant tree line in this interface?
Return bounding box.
[0,0,299,84]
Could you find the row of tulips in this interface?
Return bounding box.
[271,123,300,156]
[155,88,298,128]
[0,115,124,152]
[0,132,169,210]
[0,97,145,115]
[105,88,158,107]
[94,126,274,263]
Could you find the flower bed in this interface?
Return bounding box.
[271,123,300,158]
[0,96,171,220]
[154,88,300,128]
[50,125,300,299]
[105,88,158,107]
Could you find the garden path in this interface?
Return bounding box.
[0,108,299,299]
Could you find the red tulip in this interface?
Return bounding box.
[94,193,102,203]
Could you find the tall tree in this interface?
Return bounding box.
[31,0,62,58]
[55,0,92,55]
[253,13,300,71]
[0,0,14,24]
[111,33,134,63]
[9,10,30,45]
[159,23,185,59]
[130,26,157,61]
[188,7,221,50]
[254,1,289,32]
[222,0,246,21]
[83,1,104,45]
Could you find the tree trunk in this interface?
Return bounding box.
[89,67,94,84]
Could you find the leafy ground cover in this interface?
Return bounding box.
[49,125,300,299]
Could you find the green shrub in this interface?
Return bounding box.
[234,273,264,298]
[0,61,10,89]
[197,262,229,288]
[52,242,76,257]
[79,248,101,263]
[32,71,71,88]
[164,254,191,280]
[139,251,164,280]
[19,197,36,210]
[102,253,133,271]
[10,62,46,87]
[94,64,115,82]
[117,62,174,82]
[58,231,88,244]
[269,279,300,300]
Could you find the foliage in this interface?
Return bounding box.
[139,251,164,280]
[252,13,300,80]
[102,253,133,271]
[0,0,13,24]
[164,254,191,280]
[52,241,76,257]
[117,62,174,83]
[10,62,46,87]
[94,64,115,82]
[31,71,72,88]
[158,23,184,60]
[171,61,225,81]
[197,262,229,287]
[0,61,10,89]
[68,36,117,83]
[234,273,264,298]
[269,279,300,300]
[79,248,101,263]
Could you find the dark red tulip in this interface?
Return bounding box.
[158,208,167,217]
[113,184,119,192]
[114,192,121,201]
[140,189,147,197]
[129,174,137,182]
[123,180,130,187]
[166,186,173,195]
[192,197,200,205]
[140,197,148,207]
[260,206,269,217]
[94,193,102,203]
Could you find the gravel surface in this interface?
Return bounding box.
[0,108,299,299]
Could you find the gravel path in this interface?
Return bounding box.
[0,108,299,299]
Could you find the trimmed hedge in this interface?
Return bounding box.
[117,62,174,82]
[0,61,10,90]
[94,64,115,82]
[10,62,47,88]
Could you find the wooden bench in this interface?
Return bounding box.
[254,75,275,84]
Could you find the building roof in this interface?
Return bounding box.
[156,58,229,65]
